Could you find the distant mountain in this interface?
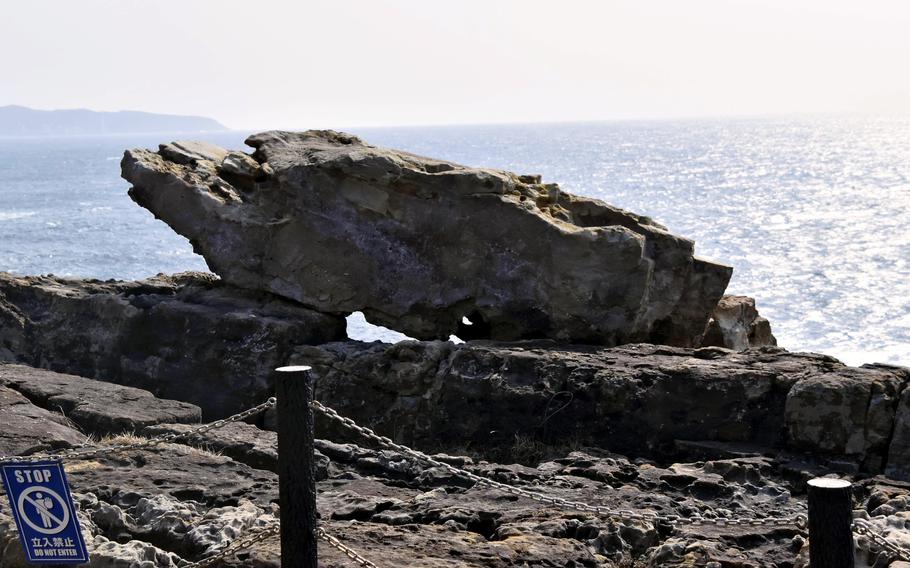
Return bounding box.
[0,105,227,137]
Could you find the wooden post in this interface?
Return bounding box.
[275,365,317,568]
[807,477,854,568]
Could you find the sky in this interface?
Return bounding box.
[1,0,909,129]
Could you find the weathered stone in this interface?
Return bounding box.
[122,130,732,346]
[219,447,809,568]
[82,538,183,568]
[297,340,910,477]
[142,420,279,471]
[0,385,85,455]
[886,381,910,480]
[141,421,329,479]
[0,363,200,437]
[0,271,345,418]
[784,367,904,470]
[701,295,777,350]
[158,140,227,166]
[1,379,896,568]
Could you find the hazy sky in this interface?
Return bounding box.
[2,0,909,128]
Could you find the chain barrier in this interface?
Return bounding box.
[179,523,281,568]
[853,519,910,563]
[177,523,378,568]
[0,395,384,568]
[311,400,807,531]
[38,393,910,568]
[0,397,277,465]
[318,527,379,568]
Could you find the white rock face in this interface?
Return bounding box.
[122,130,732,346]
[701,295,777,350]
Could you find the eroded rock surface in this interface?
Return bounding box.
[300,340,910,480]
[885,386,910,481]
[0,271,345,418]
[0,385,85,455]
[0,363,200,437]
[3,365,910,567]
[702,295,777,350]
[122,131,732,346]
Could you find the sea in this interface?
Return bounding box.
[1,115,908,367]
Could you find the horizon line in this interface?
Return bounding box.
[3,104,909,140]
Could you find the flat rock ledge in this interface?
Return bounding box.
[122,132,732,347]
[1,363,908,567]
[0,271,345,418]
[0,363,200,437]
[299,340,910,481]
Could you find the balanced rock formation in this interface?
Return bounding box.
[0,271,344,417]
[122,132,732,346]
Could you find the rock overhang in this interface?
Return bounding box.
[122,129,733,347]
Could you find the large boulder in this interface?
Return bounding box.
[0,271,345,418]
[121,131,732,346]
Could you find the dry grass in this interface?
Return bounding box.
[92,432,224,458]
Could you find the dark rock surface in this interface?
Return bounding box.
[122,131,732,347]
[0,363,200,437]
[0,386,85,456]
[0,271,345,418]
[886,386,910,481]
[141,421,283,474]
[2,365,909,567]
[300,340,910,480]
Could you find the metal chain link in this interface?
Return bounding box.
[318,527,379,568]
[312,400,807,531]
[177,523,379,568]
[0,397,277,465]
[854,518,910,562]
[179,524,281,568]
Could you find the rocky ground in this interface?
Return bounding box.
[1,363,909,567]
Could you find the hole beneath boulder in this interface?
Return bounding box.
[457,310,491,341]
[346,312,412,343]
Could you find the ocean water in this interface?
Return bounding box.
[1,116,908,367]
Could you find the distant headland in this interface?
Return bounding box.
[0,105,227,137]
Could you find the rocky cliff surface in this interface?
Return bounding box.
[121,132,732,346]
[299,340,910,481]
[1,270,906,482]
[2,362,908,568]
[0,271,344,417]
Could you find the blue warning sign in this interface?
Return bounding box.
[1,461,89,564]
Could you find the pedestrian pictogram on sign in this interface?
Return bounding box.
[1,461,89,564]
